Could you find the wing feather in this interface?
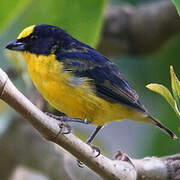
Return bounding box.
[56,46,146,113]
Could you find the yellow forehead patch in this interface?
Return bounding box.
[17,25,36,39]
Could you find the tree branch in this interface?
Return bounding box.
[0,67,180,179]
[0,68,136,179]
[98,0,180,56]
[133,154,180,180]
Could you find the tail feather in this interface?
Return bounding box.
[148,115,177,139]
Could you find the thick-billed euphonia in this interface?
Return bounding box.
[6,24,177,153]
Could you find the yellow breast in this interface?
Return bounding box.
[21,52,144,125]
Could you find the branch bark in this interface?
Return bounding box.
[98,0,180,56]
[0,67,180,179]
[0,68,136,179]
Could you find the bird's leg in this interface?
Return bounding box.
[45,112,91,124]
[85,126,103,156]
[45,111,65,117]
[45,112,91,135]
[45,112,103,167]
[77,126,103,168]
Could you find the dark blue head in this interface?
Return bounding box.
[5,24,81,55]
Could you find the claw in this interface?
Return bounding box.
[45,112,72,135]
[58,122,72,134]
[53,122,72,140]
[62,123,71,134]
[77,159,84,168]
[45,112,54,117]
[76,144,100,168]
[88,144,101,157]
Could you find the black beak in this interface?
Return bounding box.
[5,40,25,51]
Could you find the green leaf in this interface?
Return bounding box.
[1,0,105,48]
[170,65,180,109]
[0,0,31,33]
[146,83,180,117]
[172,0,180,16]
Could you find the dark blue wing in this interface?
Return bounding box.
[56,46,146,113]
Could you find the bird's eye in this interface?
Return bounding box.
[30,35,37,41]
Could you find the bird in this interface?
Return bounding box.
[5,24,177,154]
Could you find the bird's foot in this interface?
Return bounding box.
[44,112,65,119]
[77,159,84,168]
[45,112,90,124]
[88,143,101,157]
[77,143,101,168]
[59,122,72,134]
[45,112,72,135]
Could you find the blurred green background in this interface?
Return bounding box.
[0,0,180,179]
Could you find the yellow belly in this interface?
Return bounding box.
[22,52,146,125]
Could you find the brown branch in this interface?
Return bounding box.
[0,67,180,179]
[98,0,180,56]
